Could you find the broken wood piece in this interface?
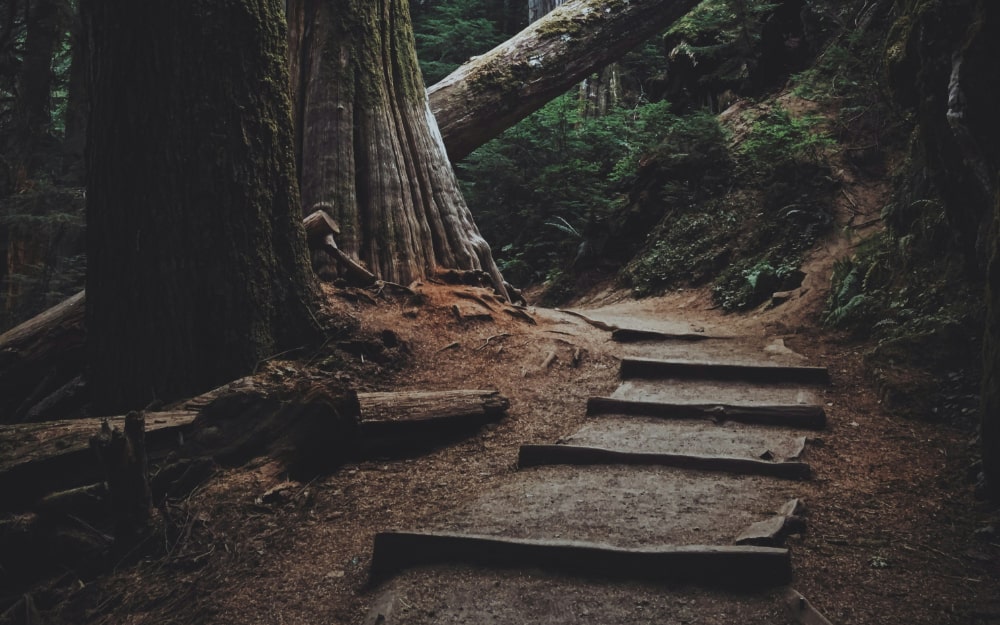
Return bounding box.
[779,498,807,517]
[571,347,585,368]
[620,358,831,385]
[585,397,827,429]
[90,412,154,544]
[324,242,377,287]
[735,497,809,546]
[303,209,341,239]
[734,515,806,547]
[371,531,791,588]
[541,350,558,369]
[785,589,835,625]
[518,445,811,479]
[436,341,460,353]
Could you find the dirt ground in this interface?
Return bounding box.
[35,265,997,625]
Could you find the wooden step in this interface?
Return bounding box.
[586,397,827,429]
[620,358,831,385]
[611,328,716,342]
[371,531,792,588]
[518,444,811,479]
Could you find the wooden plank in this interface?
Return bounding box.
[611,328,715,343]
[518,444,811,479]
[371,531,791,588]
[585,397,827,429]
[620,358,831,385]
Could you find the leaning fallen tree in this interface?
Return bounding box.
[428,0,701,161]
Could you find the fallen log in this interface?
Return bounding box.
[371,531,792,587]
[0,290,86,423]
[0,411,196,512]
[1,387,507,512]
[358,389,508,440]
[429,0,702,161]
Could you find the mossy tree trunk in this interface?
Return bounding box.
[288,0,507,296]
[83,0,320,414]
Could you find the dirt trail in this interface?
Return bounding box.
[362,297,839,624]
[73,274,998,625]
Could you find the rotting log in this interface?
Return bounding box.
[371,531,792,587]
[358,390,508,439]
[0,290,86,423]
[429,0,702,161]
[0,410,195,512]
[620,358,831,385]
[1,388,507,512]
[585,397,827,429]
[518,444,812,479]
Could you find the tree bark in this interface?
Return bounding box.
[428,0,701,162]
[288,0,507,297]
[83,0,321,414]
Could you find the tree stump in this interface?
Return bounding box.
[90,412,153,546]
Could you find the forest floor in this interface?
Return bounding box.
[53,265,1000,624]
[31,103,997,622]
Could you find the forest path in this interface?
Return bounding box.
[363,305,834,625]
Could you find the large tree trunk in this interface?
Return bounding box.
[83,0,321,414]
[288,0,507,297]
[429,0,701,161]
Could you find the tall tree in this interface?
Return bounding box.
[9,0,68,177]
[288,0,507,295]
[84,0,320,413]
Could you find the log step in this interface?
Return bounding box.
[370,531,791,588]
[620,358,831,385]
[585,397,827,429]
[518,445,811,479]
[611,328,718,342]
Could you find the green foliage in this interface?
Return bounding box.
[623,103,835,310]
[665,0,781,89]
[738,107,834,170]
[461,93,682,291]
[411,0,506,84]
